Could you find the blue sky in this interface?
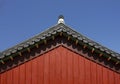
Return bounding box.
[0,0,120,53]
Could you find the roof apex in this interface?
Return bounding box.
[58,15,65,24]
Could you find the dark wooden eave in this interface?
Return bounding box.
[0,23,120,73]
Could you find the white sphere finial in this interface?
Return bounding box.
[58,15,65,24]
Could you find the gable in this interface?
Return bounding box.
[0,46,120,84]
[0,17,120,74]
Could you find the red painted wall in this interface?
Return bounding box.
[0,46,120,84]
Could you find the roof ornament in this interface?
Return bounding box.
[58,15,65,24]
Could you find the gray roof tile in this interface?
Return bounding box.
[0,23,120,61]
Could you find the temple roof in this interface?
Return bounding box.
[0,16,120,64]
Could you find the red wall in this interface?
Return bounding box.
[0,46,120,84]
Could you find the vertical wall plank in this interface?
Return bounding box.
[19,64,26,84]
[97,65,103,84]
[32,59,38,84]
[67,50,73,84]
[53,49,57,84]
[114,72,120,84]
[7,70,13,84]
[44,53,50,84]
[0,72,7,84]
[49,49,56,84]
[91,61,97,84]
[78,54,81,84]
[85,59,91,84]
[38,55,44,84]
[55,46,62,84]
[13,67,19,84]
[119,73,120,84]
[73,53,79,84]
[102,67,108,84]
[79,56,85,84]
[25,61,32,84]
[108,70,115,84]
[61,47,67,84]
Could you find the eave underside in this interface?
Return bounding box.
[0,36,120,73]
